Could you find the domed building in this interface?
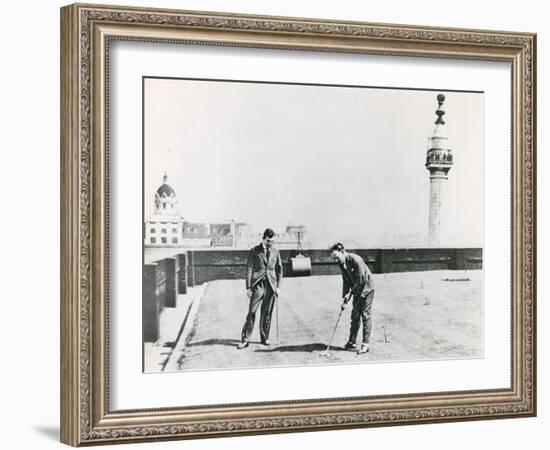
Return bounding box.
[154,173,178,215]
[145,173,185,246]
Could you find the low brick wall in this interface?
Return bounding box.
[157,257,176,308]
[143,264,160,343]
[142,258,177,342]
[191,250,249,284]
[188,247,482,284]
[176,253,187,295]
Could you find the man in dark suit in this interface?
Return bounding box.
[330,242,375,354]
[237,228,283,349]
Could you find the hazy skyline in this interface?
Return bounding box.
[144,78,483,247]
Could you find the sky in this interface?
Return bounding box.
[143,78,483,248]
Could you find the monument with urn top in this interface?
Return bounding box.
[426,94,454,246]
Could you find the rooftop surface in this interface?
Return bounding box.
[146,270,483,373]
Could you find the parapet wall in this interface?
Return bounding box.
[188,248,482,285]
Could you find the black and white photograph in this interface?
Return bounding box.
[1,0,545,447]
[142,78,484,373]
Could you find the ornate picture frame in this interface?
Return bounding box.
[60,3,536,446]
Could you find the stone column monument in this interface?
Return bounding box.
[426,94,454,246]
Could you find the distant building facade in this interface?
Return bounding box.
[275,225,310,250]
[144,173,184,246]
[234,223,258,249]
[181,221,211,247]
[144,173,308,249]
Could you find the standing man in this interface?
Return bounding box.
[330,243,375,354]
[237,228,283,349]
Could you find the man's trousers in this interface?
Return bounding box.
[241,279,276,343]
[348,289,375,344]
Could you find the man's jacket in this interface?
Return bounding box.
[246,244,283,291]
[339,252,375,298]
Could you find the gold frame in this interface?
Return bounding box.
[60,3,536,446]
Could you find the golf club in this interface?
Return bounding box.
[275,291,279,345]
[319,295,350,358]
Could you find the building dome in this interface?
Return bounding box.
[154,173,178,216]
[156,183,176,198]
[156,173,176,198]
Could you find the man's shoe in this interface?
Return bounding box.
[357,343,370,354]
[237,341,249,349]
[261,339,271,346]
[344,341,357,351]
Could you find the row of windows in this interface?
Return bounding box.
[149,237,178,244]
[155,203,175,210]
[149,228,178,234]
[149,227,205,234]
[184,228,205,234]
[148,226,234,235]
[211,229,231,236]
[148,227,213,236]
